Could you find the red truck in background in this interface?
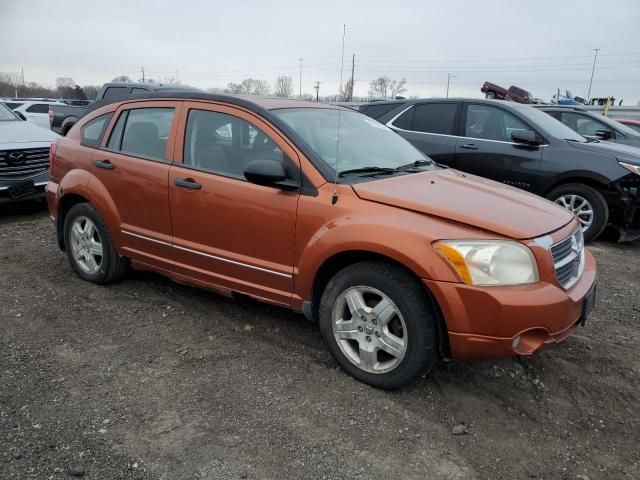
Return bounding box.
[481,82,534,104]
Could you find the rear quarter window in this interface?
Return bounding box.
[360,103,402,119]
[25,103,51,114]
[102,87,129,99]
[80,113,114,148]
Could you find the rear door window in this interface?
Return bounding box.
[107,107,175,161]
[411,103,458,135]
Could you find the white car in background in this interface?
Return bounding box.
[4,100,67,129]
[0,102,59,204]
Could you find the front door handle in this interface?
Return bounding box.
[95,159,114,170]
[459,143,478,150]
[174,178,202,190]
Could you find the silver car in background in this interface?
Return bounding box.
[0,102,60,204]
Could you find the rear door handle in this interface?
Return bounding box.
[459,143,478,150]
[174,178,202,190]
[95,159,114,170]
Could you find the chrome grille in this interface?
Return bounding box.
[551,228,585,289]
[0,147,50,180]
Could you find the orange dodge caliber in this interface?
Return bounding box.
[46,92,596,389]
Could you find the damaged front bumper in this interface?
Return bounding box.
[613,175,640,241]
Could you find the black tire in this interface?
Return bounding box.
[319,262,438,389]
[546,183,609,241]
[485,91,496,99]
[63,202,128,284]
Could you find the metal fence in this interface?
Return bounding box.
[583,106,640,120]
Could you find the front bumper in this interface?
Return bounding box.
[425,249,596,360]
[0,178,48,204]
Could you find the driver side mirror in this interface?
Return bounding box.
[594,129,613,140]
[15,111,27,121]
[511,129,541,146]
[244,160,298,191]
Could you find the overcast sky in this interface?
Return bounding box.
[1,0,639,102]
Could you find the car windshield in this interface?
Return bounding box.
[272,108,436,176]
[526,107,586,142]
[0,102,18,121]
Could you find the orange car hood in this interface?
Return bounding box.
[352,169,574,239]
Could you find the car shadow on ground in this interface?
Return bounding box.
[0,199,48,223]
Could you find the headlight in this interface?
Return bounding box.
[619,162,640,176]
[433,240,539,286]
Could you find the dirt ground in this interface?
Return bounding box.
[1,202,639,480]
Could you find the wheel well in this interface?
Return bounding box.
[311,250,451,358]
[56,193,89,250]
[545,177,609,196]
[62,121,75,136]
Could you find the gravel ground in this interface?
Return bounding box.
[1,202,639,480]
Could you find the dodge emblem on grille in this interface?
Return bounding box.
[6,151,26,166]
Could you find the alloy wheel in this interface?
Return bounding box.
[69,216,103,274]
[554,194,594,232]
[331,286,407,374]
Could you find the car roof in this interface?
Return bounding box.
[87,90,346,116]
[361,97,540,112]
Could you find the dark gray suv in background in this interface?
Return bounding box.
[359,99,640,241]
[534,105,640,147]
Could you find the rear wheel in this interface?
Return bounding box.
[63,203,128,284]
[547,183,608,241]
[485,91,496,99]
[319,262,438,389]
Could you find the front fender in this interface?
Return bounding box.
[293,209,463,303]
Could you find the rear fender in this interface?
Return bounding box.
[57,169,122,249]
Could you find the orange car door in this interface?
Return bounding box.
[168,102,300,306]
[93,101,181,268]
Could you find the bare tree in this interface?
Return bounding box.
[224,82,243,94]
[368,76,407,100]
[112,75,132,83]
[55,77,75,88]
[389,78,407,99]
[240,78,256,95]
[274,76,293,98]
[83,85,100,99]
[252,79,270,96]
[56,77,76,99]
[340,78,354,102]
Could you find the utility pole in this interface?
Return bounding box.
[314,81,320,102]
[446,73,456,98]
[338,24,346,100]
[299,58,303,99]
[587,48,599,102]
[350,54,355,102]
[141,66,145,83]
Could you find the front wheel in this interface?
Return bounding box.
[485,91,496,99]
[319,262,438,389]
[546,183,609,241]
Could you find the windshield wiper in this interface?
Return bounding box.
[393,159,434,172]
[338,166,396,177]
